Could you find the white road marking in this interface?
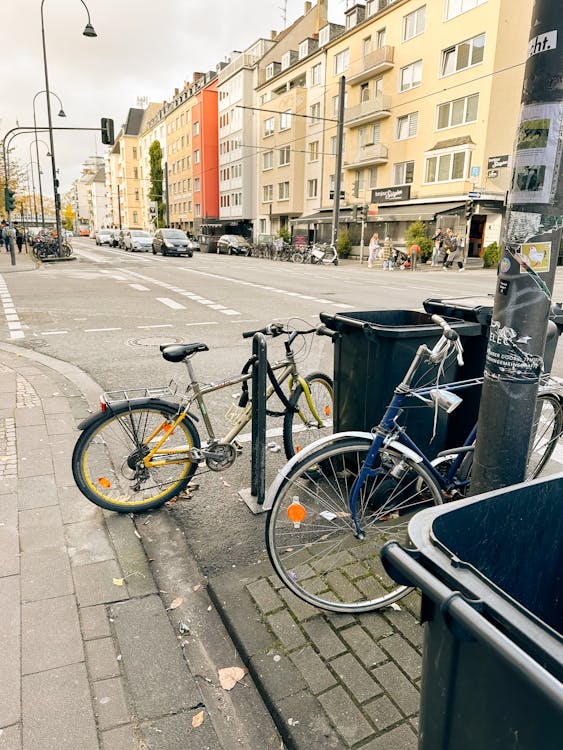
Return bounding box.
[157,297,186,310]
[40,330,68,335]
[0,274,24,339]
[186,321,218,327]
[138,324,174,329]
[129,284,150,291]
[84,327,122,332]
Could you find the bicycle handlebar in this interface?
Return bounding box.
[430,314,459,341]
[316,325,339,340]
[242,323,327,340]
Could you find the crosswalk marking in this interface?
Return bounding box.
[157,297,186,310]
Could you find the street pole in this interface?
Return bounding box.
[331,76,345,247]
[165,162,170,226]
[471,0,563,494]
[117,184,122,229]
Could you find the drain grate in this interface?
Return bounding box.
[128,336,185,348]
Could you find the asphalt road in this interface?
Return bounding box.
[3,238,563,577]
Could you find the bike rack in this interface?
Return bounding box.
[240,332,268,513]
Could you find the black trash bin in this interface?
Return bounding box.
[320,310,481,458]
[422,295,563,448]
[381,476,563,750]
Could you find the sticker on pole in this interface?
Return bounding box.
[519,241,551,273]
[485,320,543,381]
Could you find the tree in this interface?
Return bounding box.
[405,220,433,261]
[149,140,166,228]
[62,203,76,231]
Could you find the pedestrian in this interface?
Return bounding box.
[367,232,380,268]
[15,226,24,253]
[431,228,443,266]
[444,229,464,271]
[408,242,420,271]
[442,228,454,270]
[1,221,11,252]
[382,236,393,270]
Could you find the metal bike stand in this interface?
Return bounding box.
[240,332,268,514]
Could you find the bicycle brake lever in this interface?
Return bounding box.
[456,339,464,367]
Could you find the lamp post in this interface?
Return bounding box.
[33,90,64,228]
[26,154,39,226]
[32,138,51,227]
[40,0,96,253]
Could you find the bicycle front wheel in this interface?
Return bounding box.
[526,392,563,478]
[282,372,333,459]
[266,436,443,613]
[72,401,200,513]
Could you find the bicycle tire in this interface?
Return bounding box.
[291,251,304,264]
[72,400,200,513]
[266,436,443,613]
[527,392,563,477]
[282,372,333,459]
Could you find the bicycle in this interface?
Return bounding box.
[264,316,563,614]
[72,322,334,514]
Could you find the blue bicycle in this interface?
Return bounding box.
[265,316,563,613]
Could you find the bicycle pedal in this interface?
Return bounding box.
[233,441,243,455]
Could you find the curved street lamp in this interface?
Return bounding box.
[33,89,65,228]
[31,136,51,227]
[40,0,96,249]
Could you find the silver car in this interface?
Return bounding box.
[123,230,153,252]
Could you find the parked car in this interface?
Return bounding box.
[123,229,153,252]
[109,229,121,248]
[216,234,251,256]
[152,228,194,257]
[95,229,112,246]
[185,236,200,253]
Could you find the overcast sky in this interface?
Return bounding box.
[2,0,347,197]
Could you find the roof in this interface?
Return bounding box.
[124,108,145,135]
[428,135,475,151]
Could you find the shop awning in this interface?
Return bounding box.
[373,201,465,222]
[290,210,352,225]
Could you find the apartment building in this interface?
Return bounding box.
[105,108,145,230]
[137,102,165,230]
[315,0,532,255]
[191,73,220,236]
[217,38,275,239]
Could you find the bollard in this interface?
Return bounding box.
[250,333,267,505]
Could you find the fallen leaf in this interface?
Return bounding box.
[169,597,183,610]
[112,578,124,586]
[222,480,231,487]
[193,584,201,592]
[218,666,247,690]
[191,710,204,728]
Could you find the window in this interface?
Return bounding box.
[330,135,338,155]
[281,51,292,70]
[280,110,292,130]
[374,76,383,96]
[436,93,479,129]
[262,151,273,170]
[376,28,386,48]
[319,26,330,47]
[263,184,273,202]
[135,190,139,201]
[259,219,267,234]
[311,63,322,86]
[425,150,469,183]
[278,146,290,166]
[194,149,200,164]
[133,167,139,179]
[446,0,487,20]
[393,161,415,185]
[299,40,309,60]
[310,102,321,123]
[403,6,425,41]
[360,83,370,103]
[441,34,485,76]
[132,147,138,159]
[332,95,340,117]
[133,211,138,224]
[399,60,422,91]
[278,181,290,200]
[194,177,200,192]
[264,117,275,137]
[396,112,419,140]
[307,179,318,198]
[369,167,378,188]
[362,36,371,57]
[334,49,349,74]
[193,121,199,135]
[265,63,275,80]
[309,141,319,161]
[195,203,201,217]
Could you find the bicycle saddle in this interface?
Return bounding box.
[160,343,209,362]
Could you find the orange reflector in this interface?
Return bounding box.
[287,501,307,523]
[295,445,302,452]
[324,405,331,417]
[164,423,173,432]
[98,477,111,488]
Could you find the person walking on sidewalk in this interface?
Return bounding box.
[444,229,464,271]
[382,236,393,270]
[1,221,11,252]
[431,228,443,266]
[408,242,420,271]
[367,232,380,268]
[15,226,24,253]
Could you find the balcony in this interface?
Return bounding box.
[344,95,392,128]
[347,46,395,85]
[344,143,388,169]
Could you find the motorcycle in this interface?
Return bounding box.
[310,242,339,266]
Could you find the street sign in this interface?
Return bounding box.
[148,201,157,216]
[470,166,481,178]
[467,191,481,199]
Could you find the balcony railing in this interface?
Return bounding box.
[344,142,389,169]
[347,46,395,85]
[344,95,392,127]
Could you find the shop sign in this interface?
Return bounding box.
[370,185,411,203]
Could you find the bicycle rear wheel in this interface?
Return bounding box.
[72,400,200,513]
[266,436,443,613]
[282,372,333,459]
[526,392,563,478]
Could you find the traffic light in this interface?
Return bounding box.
[4,188,16,213]
[358,204,368,221]
[465,199,474,220]
[101,117,115,145]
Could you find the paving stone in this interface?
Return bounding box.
[20,549,73,602]
[267,610,307,651]
[58,484,99,524]
[80,604,112,640]
[383,609,424,650]
[275,692,346,750]
[364,695,403,732]
[330,653,382,704]
[0,577,20,727]
[279,587,320,622]
[92,677,131,731]
[361,612,396,641]
[246,577,284,614]
[301,618,347,660]
[17,449,54,479]
[104,514,157,598]
[339,625,386,668]
[379,633,422,681]
[139,711,222,750]
[361,723,418,750]
[85,637,121,681]
[65,518,116,566]
[373,662,420,717]
[45,412,77,435]
[18,506,64,553]
[318,686,374,746]
[0,494,19,577]
[11,406,44,427]
[42,396,73,415]
[250,652,307,702]
[17,475,58,510]
[22,663,98,750]
[14,425,49,452]
[0,723,21,750]
[73,559,130,607]
[289,646,337,695]
[101,724,140,750]
[111,595,199,719]
[22,595,83,675]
